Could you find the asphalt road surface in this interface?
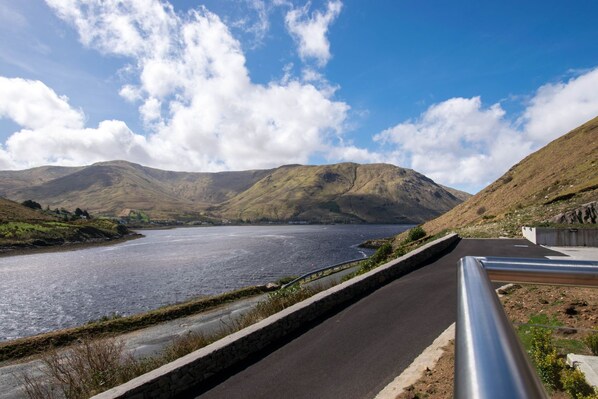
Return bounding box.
[187,239,562,399]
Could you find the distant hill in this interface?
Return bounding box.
[0,162,470,224]
[418,116,598,238]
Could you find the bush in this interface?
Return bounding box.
[584,331,598,355]
[357,243,393,274]
[528,328,564,391]
[21,338,147,399]
[405,226,426,243]
[370,242,392,264]
[21,200,42,210]
[561,367,595,399]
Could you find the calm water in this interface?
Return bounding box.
[0,224,410,341]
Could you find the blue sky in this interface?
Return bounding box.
[0,0,597,193]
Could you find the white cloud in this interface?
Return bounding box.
[0,1,349,172]
[0,76,84,130]
[521,67,598,140]
[372,68,598,193]
[325,145,385,164]
[5,120,151,169]
[374,97,531,192]
[285,0,342,67]
[46,0,176,58]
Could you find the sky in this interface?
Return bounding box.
[0,1,597,193]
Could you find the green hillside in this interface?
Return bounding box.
[0,198,132,253]
[216,163,464,223]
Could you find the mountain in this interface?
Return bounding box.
[418,116,598,237]
[0,161,469,224]
[215,163,464,223]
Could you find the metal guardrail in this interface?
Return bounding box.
[281,257,367,289]
[456,256,598,399]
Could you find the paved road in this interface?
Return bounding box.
[188,239,562,399]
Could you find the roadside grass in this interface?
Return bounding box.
[342,227,451,281]
[20,284,325,399]
[0,285,270,362]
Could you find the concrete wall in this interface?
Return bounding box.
[92,233,460,399]
[522,227,598,247]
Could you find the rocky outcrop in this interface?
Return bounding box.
[551,201,598,224]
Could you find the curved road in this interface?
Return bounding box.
[186,239,562,399]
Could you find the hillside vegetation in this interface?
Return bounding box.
[0,198,132,253]
[411,116,598,239]
[0,162,469,224]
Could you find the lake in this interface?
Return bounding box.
[0,224,410,341]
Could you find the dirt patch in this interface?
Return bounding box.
[395,285,598,399]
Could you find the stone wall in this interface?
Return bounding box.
[92,233,460,399]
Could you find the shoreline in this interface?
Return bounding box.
[0,232,144,258]
[0,285,272,362]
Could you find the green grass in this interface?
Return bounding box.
[555,338,587,355]
[0,218,130,250]
[517,313,562,349]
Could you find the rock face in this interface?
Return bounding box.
[551,201,598,224]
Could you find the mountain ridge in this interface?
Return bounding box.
[0,161,469,224]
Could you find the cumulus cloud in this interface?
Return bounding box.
[285,0,342,67]
[0,1,349,171]
[521,68,598,140]
[0,76,84,130]
[5,120,151,169]
[374,97,532,192]
[0,77,151,169]
[373,67,598,193]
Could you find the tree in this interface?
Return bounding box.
[21,200,42,210]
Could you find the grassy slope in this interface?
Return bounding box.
[216,163,466,223]
[0,197,54,221]
[413,116,598,239]
[0,197,131,250]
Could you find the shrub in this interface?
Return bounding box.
[21,200,42,210]
[405,226,426,243]
[357,242,393,274]
[370,242,392,264]
[561,367,595,399]
[21,338,147,399]
[528,328,564,391]
[584,331,598,355]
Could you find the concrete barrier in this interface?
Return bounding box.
[522,226,598,247]
[92,233,460,399]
